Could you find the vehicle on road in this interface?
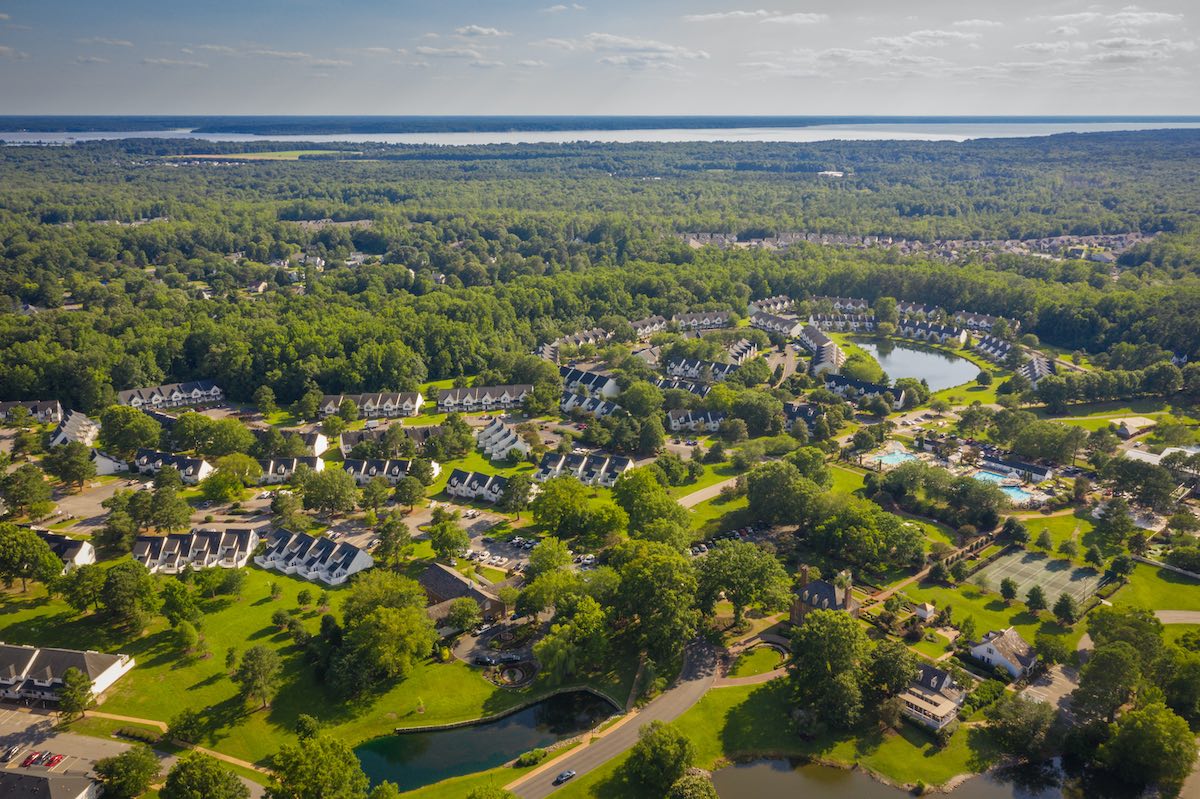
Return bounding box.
[474,655,498,666]
[553,770,577,785]
[3,745,21,762]
[46,754,64,768]
[21,752,40,767]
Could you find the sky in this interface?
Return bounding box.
[0,1,1196,115]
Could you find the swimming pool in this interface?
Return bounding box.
[873,451,917,466]
[972,470,1035,503]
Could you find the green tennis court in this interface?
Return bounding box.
[970,549,1106,604]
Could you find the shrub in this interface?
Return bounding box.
[515,748,547,767]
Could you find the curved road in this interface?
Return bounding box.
[507,642,718,799]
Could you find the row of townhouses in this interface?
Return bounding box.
[665,358,739,382]
[554,327,611,349]
[655,377,712,397]
[476,418,530,460]
[631,315,669,338]
[445,469,511,504]
[750,311,804,338]
[437,384,532,413]
[32,529,96,572]
[672,310,733,330]
[117,380,223,409]
[320,391,424,419]
[0,399,64,424]
[974,335,1014,363]
[784,401,822,433]
[0,643,134,703]
[535,452,633,486]
[252,428,328,457]
[49,411,99,447]
[807,313,876,333]
[255,530,374,586]
[338,424,441,458]
[666,409,726,433]
[800,325,847,376]
[896,319,968,346]
[559,366,621,398]
[811,296,870,313]
[748,295,794,314]
[132,528,261,574]
[133,449,214,484]
[560,391,622,418]
[824,374,907,409]
[342,457,440,485]
[726,338,759,364]
[258,456,324,484]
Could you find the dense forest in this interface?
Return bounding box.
[2,131,1199,411]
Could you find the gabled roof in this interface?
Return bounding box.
[975,627,1036,668]
[419,562,500,607]
[0,771,100,799]
[117,380,220,404]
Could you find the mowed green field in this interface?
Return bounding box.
[0,566,637,766]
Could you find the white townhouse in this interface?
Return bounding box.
[808,313,877,333]
[0,399,63,424]
[974,335,1014,363]
[896,301,939,318]
[824,374,906,409]
[0,643,134,703]
[953,310,1017,333]
[320,391,424,419]
[33,530,96,572]
[784,401,821,433]
[117,380,223,409]
[559,366,620,398]
[476,418,530,460]
[257,456,324,484]
[133,449,214,484]
[666,409,726,433]
[255,530,374,586]
[445,468,510,504]
[896,319,968,346]
[555,327,611,349]
[49,411,100,447]
[750,311,803,338]
[726,338,759,364]
[748,295,794,314]
[810,295,870,313]
[900,664,966,731]
[970,628,1037,680]
[799,325,846,376]
[342,457,440,485]
[535,452,633,487]
[672,310,733,330]
[664,358,739,382]
[630,315,669,338]
[436,385,532,414]
[654,377,712,398]
[561,391,621,418]
[132,528,262,574]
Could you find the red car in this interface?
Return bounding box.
[21,751,40,767]
[46,754,64,769]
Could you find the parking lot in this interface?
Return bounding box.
[688,522,769,558]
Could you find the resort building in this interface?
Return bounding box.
[132,528,261,573]
[0,643,134,703]
[970,628,1037,679]
[320,392,424,419]
[900,664,966,730]
[117,381,223,409]
[254,530,374,586]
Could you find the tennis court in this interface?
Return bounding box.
[969,549,1106,604]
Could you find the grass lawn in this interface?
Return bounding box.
[1164,624,1200,647]
[830,465,866,495]
[554,681,995,798]
[263,410,302,427]
[666,462,737,499]
[688,493,750,537]
[1019,510,1099,563]
[911,629,952,660]
[729,646,784,678]
[903,580,1082,647]
[428,450,536,496]
[1112,563,1200,612]
[0,566,638,767]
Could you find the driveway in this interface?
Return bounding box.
[507,642,718,799]
[1021,664,1079,715]
[0,707,263,796]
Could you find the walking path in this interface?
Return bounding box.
[676,477,739,509]
[86,711,269,774]
[506,642,718,799]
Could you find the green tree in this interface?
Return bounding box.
[301,468,358,515]
[100,560,160,629]
[95,744,161,799]
[465,788,516,799]
[1026,585,1047,612]
[253,385,278,417]
[162,751,250,799]
[204,418,256,457]
[151,485,193,532]
[57,666,94,721]
[375,511,413,569]
[789,609,869,730]
[745,461,822,527]
[53,562,106,612]
[233,645,282,709]
[1,464,53,517]
[695,540,790,627]
[339,605,437,681]
[1072,641,1141,722]
[428,518,470,561]
[1098,702,1197,793]
[446,597,483,631]
[99,405,162,458]
[612,467,688,532]
[360,476,391,512]
[866,638,919,703]
[985,692,1056,762]
[526,536,572,581]
[392,475,425,511]
[266,733,370,799]
[1053,592,1080,624]
[341,570,426,624]
[667,774,720,799]
[612,540,699,659]
[498,473,533,519]
[531,476,589,536]
[0,524,63,591]
[43,442,97,491]
[625,721,695,796]
[160,579,201,626]
[1000,577,1018,603]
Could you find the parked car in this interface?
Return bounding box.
[34,751,53,766]
[499,653,522,664]
[46,754,64,769]
[21,752,40,767]
[3,745,21,762]
[474,655,497,666]
[553,770,577,785]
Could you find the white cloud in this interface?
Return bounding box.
[78,37,133,47]
[516,59,548,68]
[75,55,110,64]
[871,29,981,49]
[565,33,711,71]
[310,58,352,67]
[761,12,828,25]
[196,44,237,54]
[248,49,311,60]
[952,19,1002,28]
[1016,41,1081,53]
[542,3,585,11]
[1052,26,1080,36]
[142,57,207,68]
[684,10,772,22]
[456,25,510,37]
[534,38,579,51]
[0,45,28,59]
[416,46,485,59]
[0,13,8,20]
[1045,7,1183,29]
[469,59,504,68]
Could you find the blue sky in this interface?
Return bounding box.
[0,1,1196,114]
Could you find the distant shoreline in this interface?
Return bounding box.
[1,114,1199,136]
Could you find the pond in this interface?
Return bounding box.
[712,760,1068,799]
[354,691,616,792]
[852,338,980,393]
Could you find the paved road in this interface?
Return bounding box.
[677,477,739,509]
[507,642,718,799]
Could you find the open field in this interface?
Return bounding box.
[904,579,1082,647]
[969,549,1106,605]
[1112,563,1200,612]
